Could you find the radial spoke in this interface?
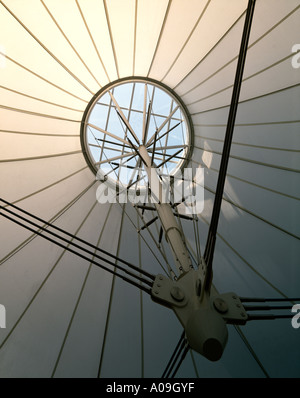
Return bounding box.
[108,90,140,145]
[127,157,141,185]
[151,128,158,166]
[146,121,183,148]
[143,100,152,145]
[156,148,184,169]
[94,151,134,166]
[88,143,132,154]
[151,151,185,161]
[149,144,187,152]
[146,105,179,147]
[99,92,114,163]
[142,83,148,144]
[87,122,130,146]
[127,137,147,167]
[97,137,132,150]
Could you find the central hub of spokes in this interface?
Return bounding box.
[80,77,193,191]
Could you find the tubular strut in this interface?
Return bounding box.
[145,0,259,366]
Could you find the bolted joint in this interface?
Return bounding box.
[170,286,185,302]
[213,297,229,314]
[150,273,248,361]
[150,271,229,362]
[210,293,248,325]
[151,274,188,308]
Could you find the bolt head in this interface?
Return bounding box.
[213,298,228,314]
[170,286,185,302]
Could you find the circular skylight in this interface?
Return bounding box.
[80,77,193,191]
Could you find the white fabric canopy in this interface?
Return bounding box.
[0,0,299,378]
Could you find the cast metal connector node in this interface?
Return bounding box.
[151,272,248,361]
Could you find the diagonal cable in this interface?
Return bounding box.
[0,209,152,294]
[203,0,257,289]
[161,331,190,378]
[0,200,154,290]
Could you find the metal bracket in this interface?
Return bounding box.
[151,270,249,361]
[151,274,189,308]
[151,274,248,324]
[211,293,248,325]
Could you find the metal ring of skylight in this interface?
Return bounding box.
[80,77,193,192]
